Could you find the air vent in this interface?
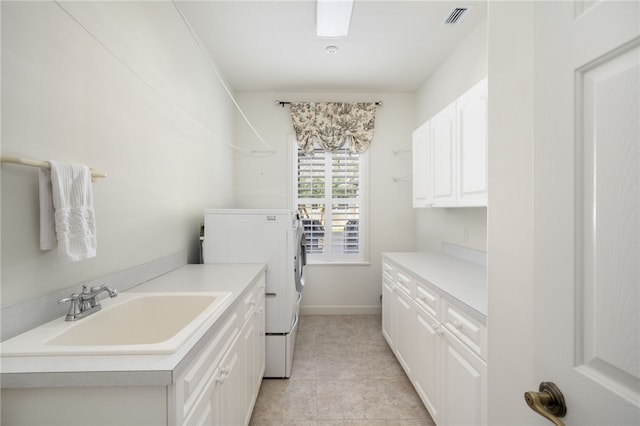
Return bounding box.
[442,5,472,26]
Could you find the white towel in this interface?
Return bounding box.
[39,168,57,250]
[39,161,97,262]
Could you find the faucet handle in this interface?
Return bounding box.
[59,294,81,321]
[58,293,79,304]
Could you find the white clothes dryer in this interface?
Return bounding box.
[202,209,306,378]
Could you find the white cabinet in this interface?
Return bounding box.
[456,79,488,206]
[440,327,486,426]
[394,285,415,374]
[382,264,415,376]
[414,304,440,422]
[217,338,244,426]
[430,103,457,207]
[382,256,487,426]
[412,120,432,207]
[381,262,396,346]
[242,282,266,425]
[0,266,266,426]
[176,309,241,425]
[178,276,265,426]
[381,277,396,347]
[181,318,243,426]
[412,78,488,208]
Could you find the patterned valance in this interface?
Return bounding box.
[290,102,377,155]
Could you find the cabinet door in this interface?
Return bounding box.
[414,307,440,424]
[242,318,256,425]
[457,79,488,206]
[430,103,457,207]
[255,295,266,387]
[440,329,487,426]
[217,343,243,426]
[381,277,396,348]
[412,121,432,207]
[394,288,415,375]
[182,380,216,426]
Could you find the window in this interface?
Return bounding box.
[294,139,367,263]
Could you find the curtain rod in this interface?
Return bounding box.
[1,155,107,180]
[275,100,383,108]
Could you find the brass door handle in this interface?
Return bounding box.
[524,382,567,426]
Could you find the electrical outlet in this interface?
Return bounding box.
[463,226,469,241]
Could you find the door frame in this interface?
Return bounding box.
[487,2,539,424]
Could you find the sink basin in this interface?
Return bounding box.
[1,292,232,356]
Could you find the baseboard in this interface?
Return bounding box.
[300,306,382,315]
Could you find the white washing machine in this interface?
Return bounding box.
[202,209,306,378]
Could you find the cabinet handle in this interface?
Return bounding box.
[215,369,225,384]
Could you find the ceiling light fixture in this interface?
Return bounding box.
[316,0,354,38]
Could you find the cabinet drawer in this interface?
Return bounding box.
[396,270,413,295]
[442,301,486,360]
[414,280,439,318]
[181,311,240,418]
[382,261,395,281]
[243,278,265,324]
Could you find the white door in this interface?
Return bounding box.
[532,1,639,425]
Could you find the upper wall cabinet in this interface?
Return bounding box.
[430,102,458,207]
[412,121,431,208]
[456,79,488,206]
[412,78,488,208]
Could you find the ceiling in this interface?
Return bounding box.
[176,0,487,93]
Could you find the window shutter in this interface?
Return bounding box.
[295,143,364,261]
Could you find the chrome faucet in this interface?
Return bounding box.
[58,285,118,321]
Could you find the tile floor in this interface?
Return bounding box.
[249,315,436,426]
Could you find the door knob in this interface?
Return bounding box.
[524,382,567,426]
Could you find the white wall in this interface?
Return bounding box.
[414,16,488,252]
[486,2,535,424]
[233,92,416,313]
[1,2,235,307]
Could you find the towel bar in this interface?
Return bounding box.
[1,155,107,180]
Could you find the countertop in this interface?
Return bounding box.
[382,251,487,320]
[0,263,266,388]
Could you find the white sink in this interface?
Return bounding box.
[1,292,232,356]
